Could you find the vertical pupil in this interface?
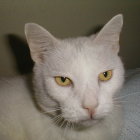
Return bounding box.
[103,72,108,77]
[61,77,66,82]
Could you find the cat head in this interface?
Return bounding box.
[25,14,124,127]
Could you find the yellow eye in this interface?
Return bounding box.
[55,77,72,86]
[99,70,112,81]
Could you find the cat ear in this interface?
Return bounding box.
[25,23,57,63]
[94,14,123,53]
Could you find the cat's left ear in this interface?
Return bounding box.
[94,14,123,53]
[25,23,58,63]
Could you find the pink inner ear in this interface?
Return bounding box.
[30,50,44,64]
[38,54,44,63]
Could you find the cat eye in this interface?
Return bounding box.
[99,70,112,81]
[55,76,72,86]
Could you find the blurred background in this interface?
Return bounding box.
[0,0,140,76]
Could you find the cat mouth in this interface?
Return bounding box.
[78,117,102,124]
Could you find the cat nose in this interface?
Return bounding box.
[83,106,95,119]
[82,94,98,119]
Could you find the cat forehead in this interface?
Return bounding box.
[48,37,111,58]
[44,37,118,73]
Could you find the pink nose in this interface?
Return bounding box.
[83,106,95,119]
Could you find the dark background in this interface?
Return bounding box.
[0,0,140,76]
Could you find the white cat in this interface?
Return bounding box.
[0,15,124,140]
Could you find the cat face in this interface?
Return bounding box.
[25,15,124,127]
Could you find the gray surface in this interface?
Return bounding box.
[119,69,140,140]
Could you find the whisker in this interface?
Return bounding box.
[113,105,122,109]
[40,107,62,115]
[113,99,128,103]
[114,92,140,100]
[71,122,75,130]
[63,121,69,137]
[60,119,65,129]
[114,104,123,107]
[52,114,63,124]
[53,114,62,120]
[54,117,63,126]
[45,109,61,113]
[54,106,63,110]
[68,121,72,131]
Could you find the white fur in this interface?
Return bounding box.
[0,15,124,140]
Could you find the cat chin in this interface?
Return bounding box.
[78,119,101,127]
[65,117,104,129]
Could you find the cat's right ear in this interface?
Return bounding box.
[93,14,123,54]
[25,23,57,63]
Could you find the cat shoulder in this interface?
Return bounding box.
[0,75,33,108]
